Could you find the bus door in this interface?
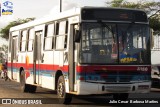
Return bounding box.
[33,31,42,84]
[69,24,79,92]
[11,36,18,80]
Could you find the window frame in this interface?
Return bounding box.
[44,23,55,51]
[55,20,68,50]
[27,28,35,52]
[19,30,27,52]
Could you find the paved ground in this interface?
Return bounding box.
[0,78,160,107]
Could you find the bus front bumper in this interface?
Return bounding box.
[76,81,151,95]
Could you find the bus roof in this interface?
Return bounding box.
[82,6,145,12]
[10,7,146,32]
[10,7,81,32]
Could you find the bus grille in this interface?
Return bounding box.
[106,86,131,92]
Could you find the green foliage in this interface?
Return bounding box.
[0,18,35,39]
[109,0,124,7]
[0,44,8,63]
[150,17,160,31]
[106,0,160,10]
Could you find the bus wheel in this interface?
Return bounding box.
[57,76,72,104]
[28,85,37,93]
[113,93,129,100]
[20,70,29,92]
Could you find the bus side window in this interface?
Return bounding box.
[44,23,54,50]
[20,30,27,52]
[64,21,68,48]
[12,37,17,59]
[27,28,34,51]
[9,33,12,53]
[55,20,68,50]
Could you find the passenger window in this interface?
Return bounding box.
[55,21,68,50]
[28,28,34,51]
[44,24,54,50]
[20,30,27,52]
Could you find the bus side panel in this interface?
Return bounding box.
[24,52,34,84]
[8,31,19,81]
[17,53,26,81]
[7,53,12,79]
[41,51,55,90]
[7,33,12,80]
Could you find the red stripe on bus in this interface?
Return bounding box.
[7,63,151,73]
[7,63,69,72]
[76,65,151,73]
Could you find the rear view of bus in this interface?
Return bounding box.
[75,7,151,100]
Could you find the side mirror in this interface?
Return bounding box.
[74,30,81,43]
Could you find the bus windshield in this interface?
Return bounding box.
[80,23,150,64]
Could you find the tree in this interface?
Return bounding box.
[106,0,160,33]
[149,13,160,33]
[0,44,8,63]
[0,18,35,39]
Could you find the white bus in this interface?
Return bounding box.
[8,7,151,104]
[151,34,160,87]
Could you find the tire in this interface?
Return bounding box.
[4,76,8,81]
[20,70,30,92]
[4,72,8,81]
[28,85,37,93]
[57,75,72,104]
[113,93,129,100]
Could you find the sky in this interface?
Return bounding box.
[0,0,107,46]
[0,0,146,28]
[0,0,157,46]
[0,0,107,29]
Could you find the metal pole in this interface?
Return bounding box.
[60,0,62,12]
